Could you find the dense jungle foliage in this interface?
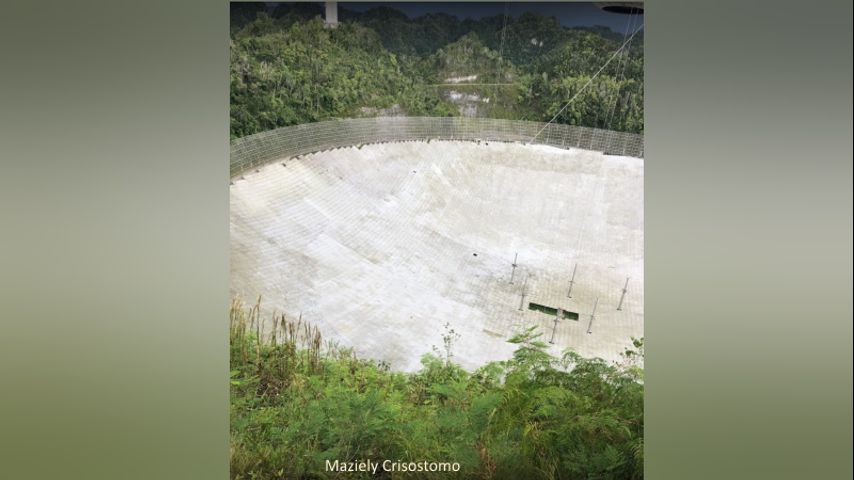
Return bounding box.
[230,4,644,139]
[230,298,644,479]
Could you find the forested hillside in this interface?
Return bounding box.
[230,4,643,139]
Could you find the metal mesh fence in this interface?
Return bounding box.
[230,117,643,178]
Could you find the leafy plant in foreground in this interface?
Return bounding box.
[230,298,644,479]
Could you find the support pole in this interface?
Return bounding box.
[617,276,630,311]
[324,1,338,28]
[549,308,563,344]
[567,263,578,298]
[518,274,529,311]
[510,252,518,284]
[587,297,599,334]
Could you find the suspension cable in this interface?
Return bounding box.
[530,21,644,142]
[494,2,510,106]
[604,11,636,130]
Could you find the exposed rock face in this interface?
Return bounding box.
[443,74,479,84]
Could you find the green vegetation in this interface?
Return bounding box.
[231,298,644,479]
[230,5,644,139]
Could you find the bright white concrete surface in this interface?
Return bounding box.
[230,140,643,371]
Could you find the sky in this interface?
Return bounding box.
[286,3,644,34]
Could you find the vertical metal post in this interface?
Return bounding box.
[518,274,529,311]
[617,277,630,311]
[510,252,518,284]
[586,297,598,334]
[567,263,578,298]
[549,308,563,344]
